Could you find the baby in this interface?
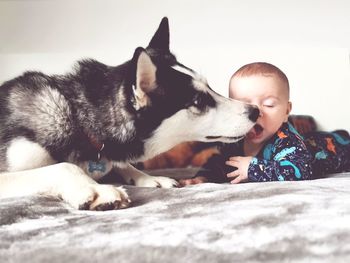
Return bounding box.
[180,62,350,185]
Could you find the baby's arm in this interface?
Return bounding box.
[248,135,312,182]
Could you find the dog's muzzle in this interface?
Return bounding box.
[205,135,245,141]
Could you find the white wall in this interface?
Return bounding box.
[1,0,349,131]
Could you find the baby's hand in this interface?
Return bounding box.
[225,156,253,184]
[179,176,208,187]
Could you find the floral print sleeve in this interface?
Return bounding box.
[248,123,313,182]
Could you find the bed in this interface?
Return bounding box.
[1,168,350,263]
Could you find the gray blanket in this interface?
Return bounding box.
[1,169,350,263]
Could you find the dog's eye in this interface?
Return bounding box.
[193,99,199,106]
[192,95,203,107]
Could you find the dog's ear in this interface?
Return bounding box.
[135,49,157,93]
[132,48,157,109]
[148,17,170,51]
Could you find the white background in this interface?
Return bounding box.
[0,0,349,131]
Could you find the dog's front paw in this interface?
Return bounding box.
[135,175,178,188]
[61,184,131,211]
[89,185,130,210]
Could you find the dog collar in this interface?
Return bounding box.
[87,134,105,160]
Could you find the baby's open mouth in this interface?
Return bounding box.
[247,124,264,139]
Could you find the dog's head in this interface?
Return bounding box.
[130,18,259,158]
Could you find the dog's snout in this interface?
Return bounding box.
[248,106,260,122]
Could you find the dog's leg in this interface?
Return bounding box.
[115,163,178,188]
[1,137,130,210]
[0,163,130,210]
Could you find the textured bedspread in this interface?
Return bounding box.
[1,169,350,263]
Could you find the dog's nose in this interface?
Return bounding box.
[248,106,260,122]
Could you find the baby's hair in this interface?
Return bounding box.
[230,62,290,97]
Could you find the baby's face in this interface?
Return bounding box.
[229,75,291,145]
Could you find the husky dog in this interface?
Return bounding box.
[0,18,259,210]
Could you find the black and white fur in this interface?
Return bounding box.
[0,18,259,210]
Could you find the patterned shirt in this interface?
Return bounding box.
[304,131,350,176]
[196,122,350,183]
